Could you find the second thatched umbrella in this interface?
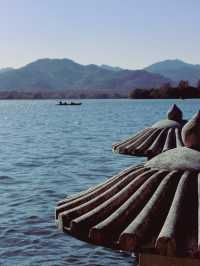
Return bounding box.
[112,104,186,158]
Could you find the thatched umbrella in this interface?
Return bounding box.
[112,104,186,158]
[56,111,200,262]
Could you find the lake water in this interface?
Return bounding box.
[0,99,199,266]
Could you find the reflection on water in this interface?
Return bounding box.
[0,99,198,265]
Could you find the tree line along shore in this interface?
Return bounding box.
[128,80,200,99]
[0,80,200,100]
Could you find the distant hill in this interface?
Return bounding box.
[145,59,200,86]
[0,58,171,94]
[0,67,14,74]
[100,64,123,72]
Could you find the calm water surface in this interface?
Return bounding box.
[0,99,199,266]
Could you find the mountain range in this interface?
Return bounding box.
[0,58,170,93]
[0,58,199,98]
[145,59,200,86]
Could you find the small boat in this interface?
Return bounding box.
[57,101,82,106]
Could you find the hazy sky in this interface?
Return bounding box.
[0,0,200,69]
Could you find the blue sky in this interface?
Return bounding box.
[0,0,200,69]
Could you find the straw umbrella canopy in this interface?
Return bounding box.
[112,104,186,158]
[56,111,200,259]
